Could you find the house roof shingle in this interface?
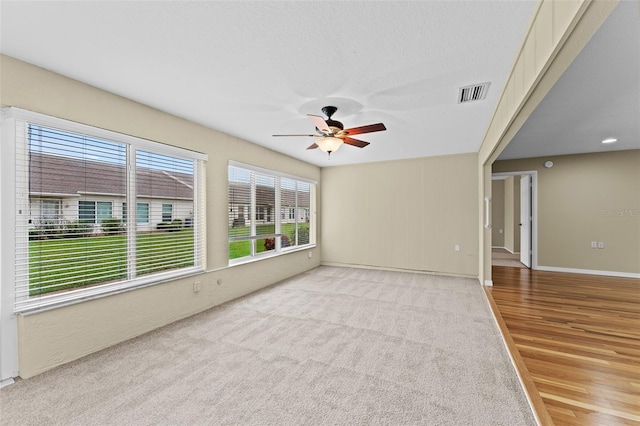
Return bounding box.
[29,152,194,199]
[229,181,310,207]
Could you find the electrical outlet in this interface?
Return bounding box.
[308,251,313,258]
[598,241,604,249]
[591,241,597,248]
[454,244,460,252]
[193,281,202,293]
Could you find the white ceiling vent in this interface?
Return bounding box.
[458,82,490,103]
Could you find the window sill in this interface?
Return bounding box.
[16,267,205,315]
[228,244,316,268]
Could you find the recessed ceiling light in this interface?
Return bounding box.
[602,138,617,144]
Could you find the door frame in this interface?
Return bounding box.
[491,171,538,269]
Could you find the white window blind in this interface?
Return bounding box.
[228,163,314,262]
[5,108,207,312]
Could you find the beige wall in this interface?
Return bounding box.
[491,180,505,247]
[504,177,515,252]
[1,55,321,378]
[494,151,640,275]
[321,154,478,277]
[504,176,522,253]
[493,175,520,253]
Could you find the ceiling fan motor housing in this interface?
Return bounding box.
[321,106,343,130]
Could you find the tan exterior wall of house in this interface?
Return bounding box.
[1,54,321,378]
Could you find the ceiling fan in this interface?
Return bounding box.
[273,106,386,157]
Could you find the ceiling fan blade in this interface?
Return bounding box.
[272,134,318,137]
[342,137,370,148]
[343,123,386,136]
[306,143,318,150]
[307,114,331,133]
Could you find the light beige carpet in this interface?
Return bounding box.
[0,266,535,425]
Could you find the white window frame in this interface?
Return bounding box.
[228,161,315,265]
[1,107,208,316]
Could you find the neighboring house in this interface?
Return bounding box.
[228,180,310,228]
[29,152,194,233]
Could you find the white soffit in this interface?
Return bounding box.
[0,1,536,167]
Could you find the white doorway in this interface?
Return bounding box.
[492,171,537,269]
[520,175,532,267]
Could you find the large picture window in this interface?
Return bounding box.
[4,108,207,312]
[228,162,314,262]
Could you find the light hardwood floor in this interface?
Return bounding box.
[486,266,640,426]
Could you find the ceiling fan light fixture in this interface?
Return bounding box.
[273,106,386,157]
[316,136,343,154]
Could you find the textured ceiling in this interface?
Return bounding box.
[1,1,636,167]
[0,1,535,167]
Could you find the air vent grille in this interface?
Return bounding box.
[458,82,490,103]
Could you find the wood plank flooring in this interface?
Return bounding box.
[487,266,640,426]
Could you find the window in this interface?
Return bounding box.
[79,200,96,222]
[136,202,149,224]
[162,203,173,222]
[123,202,150,224]
[281,178,311,246]
[78,201,113,224]
[4,108,207,312]
[228,162,315,262]
[40,199,61,222]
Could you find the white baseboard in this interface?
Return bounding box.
[0,378,15,388]
[319,261,477,279]
[491,246,518,254]
[536,266,640,279]
[484,280,493,286]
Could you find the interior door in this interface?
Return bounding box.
[520,175,532,267]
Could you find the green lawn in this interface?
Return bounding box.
[29,222,310,295]
[29,229,194,296]
[229,223,309,259]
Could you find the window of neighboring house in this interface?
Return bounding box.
[136,202,149,224]
[228,162,315,262]
[40,199,61,222]
[97,201,112,223]
[5,107,207,313]
[162,203,173,222]
[79,200,96,222]
[78,201,113,224]
[122,202,150,223]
